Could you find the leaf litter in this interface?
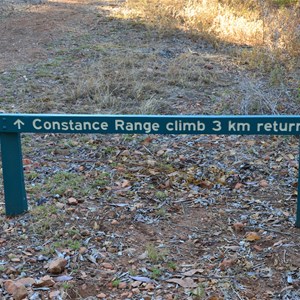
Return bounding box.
[1,133,300,299]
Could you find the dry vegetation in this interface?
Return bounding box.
[117,0,300,61]
[0,0,299,116]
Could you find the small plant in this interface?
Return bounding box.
[48,172,86,196]
[52,239,82,251]
[30,204,61,235]
[190,285,205,299]
[155,207,167,217]
[150,267,162,279]
[31,204,58,216]
[91,172,110,188]
[128,268,138,276]
[271,0,298,7]
[112,278,121,288]
[69,240,81,251]
[61,282,72,290]
[25,171,39,181]
[146,243,168,263]
[167,261,177,270]
[155,191,167,200]
[269,64,285,86]
[66,228,80,236]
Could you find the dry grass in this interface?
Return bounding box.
[64,53,172,114]
[1,0,298,116]
[116,0,300,67]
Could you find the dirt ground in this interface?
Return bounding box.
[0,0,111,70]
[1,1,300,300]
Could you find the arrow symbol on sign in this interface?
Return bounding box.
[14,119,25,129]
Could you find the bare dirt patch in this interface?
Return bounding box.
[0,0,107,71]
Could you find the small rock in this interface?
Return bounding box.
[49,290,61,299]
[233,222,245,232]
[234,183,243,189]
[253,245,263,252]
[80,229,90,237]
[204,64,214,70]
[121,291,132,298]
[48,258,67,274]
[79,247,87,254]
[4,280,17,294]
[111,219,119,225]
[132,288,140,294]
[55,202,65,209]
[66,207,76,212]
[23,158,32,165]
[102,262,114,270]
[120,150,130,156]
[259,180,268,187]
[16,277,35,287]
[67,197,78,205]
[12,285,28,300]
[144,283,155,290]
[96,292,107,298]
[10,257,21,263]
[137,251,148,260]
[118,282,127,289]
[157,149,165,156]
[147,159,156,166]
[5,266,18,275]
[131,281,141,288]
[34,275,55,287]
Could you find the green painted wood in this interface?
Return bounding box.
[1,114,300,135]
[297,140,300,228]
[0,133,27,216]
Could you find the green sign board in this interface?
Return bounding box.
[2,114,300,135]
[1,114,300,228]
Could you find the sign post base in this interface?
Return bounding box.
[0,133,27,216]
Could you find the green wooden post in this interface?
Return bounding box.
[296,139,300,228]
[0,133,28,215]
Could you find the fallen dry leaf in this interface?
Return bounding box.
[219,258,235,271]
[182,268,204,276]
[166,277,198,288]
[121,179,131,188]
[245,232,261,241]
